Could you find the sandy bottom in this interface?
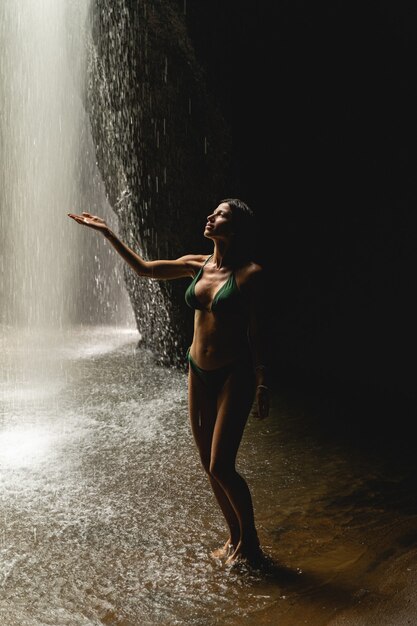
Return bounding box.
[240,535,417,626]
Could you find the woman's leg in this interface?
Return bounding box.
[188,367,241,553]
[209,364,264,565]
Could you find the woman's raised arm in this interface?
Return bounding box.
[67,211,202,280]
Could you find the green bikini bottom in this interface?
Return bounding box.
[187,348,236,391]
[186,348,252,392]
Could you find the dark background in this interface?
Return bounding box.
[185,2,416,419]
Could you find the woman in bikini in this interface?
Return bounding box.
[68,198,270,567]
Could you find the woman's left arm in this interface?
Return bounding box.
[247,265,270,420]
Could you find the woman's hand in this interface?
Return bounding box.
[67,212,109,234]
[254,385,269,420]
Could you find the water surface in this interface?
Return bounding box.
[1,326,416,625]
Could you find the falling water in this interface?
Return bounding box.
[0,0,134,330]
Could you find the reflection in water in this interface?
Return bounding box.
[1,326,416,626]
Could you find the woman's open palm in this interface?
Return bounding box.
[67,212,108,232]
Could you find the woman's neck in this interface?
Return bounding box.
[211,241,234,269]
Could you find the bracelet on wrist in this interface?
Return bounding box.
[257,384,269,390]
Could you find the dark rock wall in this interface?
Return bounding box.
[87,1,416,402]
[87,0,233,365]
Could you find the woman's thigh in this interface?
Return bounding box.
[211,361,255,467]
[188,367,218,468]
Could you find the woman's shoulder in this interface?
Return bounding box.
[239,260,264,279]
[179,253,211,274]
[236,261,266,291]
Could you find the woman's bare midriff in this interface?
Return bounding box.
[189,309,250,370]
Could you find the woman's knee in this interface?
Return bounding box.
[209,458,235,484]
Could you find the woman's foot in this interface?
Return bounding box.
[210,539,234,560]
[225,540,266,569]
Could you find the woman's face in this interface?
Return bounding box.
[204,203,234,240]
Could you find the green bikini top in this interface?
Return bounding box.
[185,255,242,313]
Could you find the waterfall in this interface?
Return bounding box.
[0,0,134,330]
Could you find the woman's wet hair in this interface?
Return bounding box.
[220,197,256,262]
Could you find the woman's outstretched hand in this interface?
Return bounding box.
[67,212,109,234]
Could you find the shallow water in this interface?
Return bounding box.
[1,326,416,626]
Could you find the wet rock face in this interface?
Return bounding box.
[87,0,232,366]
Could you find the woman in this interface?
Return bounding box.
[68,198,270,568]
